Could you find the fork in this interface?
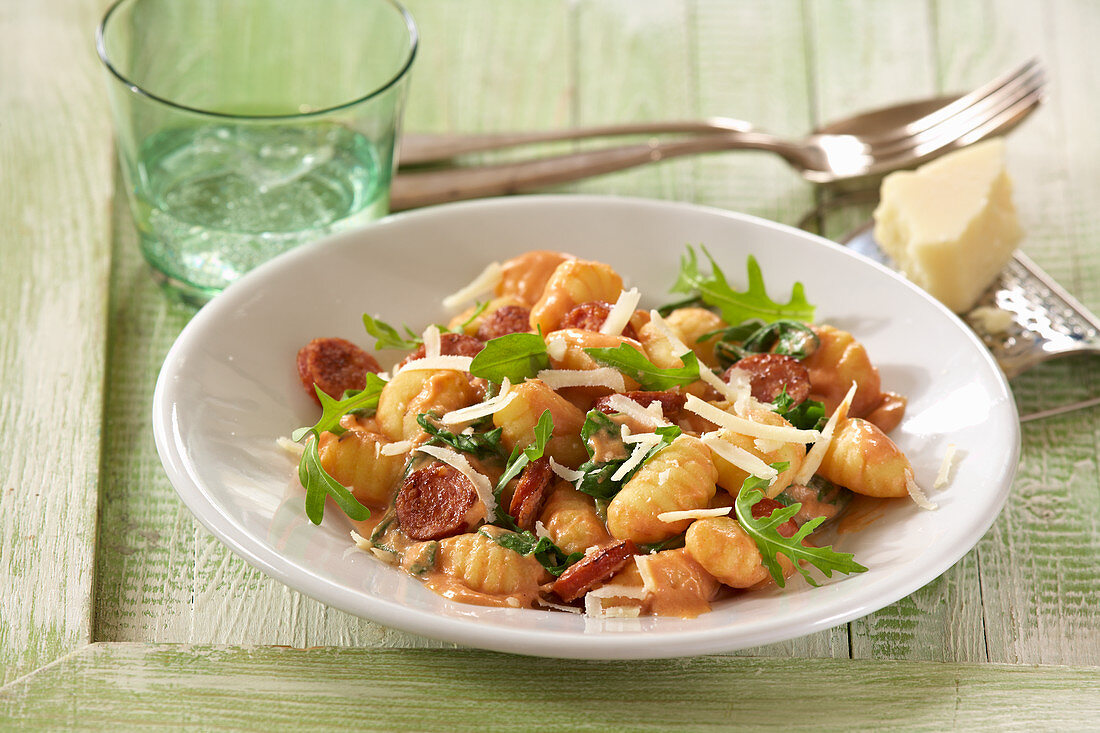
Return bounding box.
[390,60,1045,211]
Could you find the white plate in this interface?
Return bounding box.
[153,195,1019,659]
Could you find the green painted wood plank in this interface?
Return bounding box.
[805,0,987,663]
[0,0,115,685]
[3,644,1099,730]
[93,0,574,649]
[932,0,1100,666]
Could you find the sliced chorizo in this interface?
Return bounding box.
[750,496,798,538]
[552,539,638,602]
[476,305,532,341]
[297,337,381,404]
[559,301,639,340]
[398,332,485,370]
[592,390,686,418]
[508,457,554,531]
[396,463,481,541]
[725,353,811,405]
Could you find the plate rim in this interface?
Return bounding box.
[152,193,1020,659]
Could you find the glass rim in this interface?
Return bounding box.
[95,0,418,121]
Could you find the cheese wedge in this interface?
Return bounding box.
[872,138,1022,313]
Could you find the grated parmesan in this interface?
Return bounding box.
[599,288,641,336]
[685,394,821,443]
[415,444,497,521]
[537,368,626,392]
[657,506,732,523]
[610,433,663,482]
[934,444,958,490]
[396,355,474,374]
[793,381,857,485]
[422,324,442,359]
[380,440,413,456]
[905,469,938,510]
[701,433,778,482]
[634,554,658,594]
[442,261,503,311]
[440,379,514,425]
[276,436,304,458]
[602,393,671,428]
[549,457,584,483]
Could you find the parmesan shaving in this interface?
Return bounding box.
[685,394,820,443]
[623,431,663,445]
[396,355,474,374]
[602,393,671,428]
[350,530,372,552]
[793,381,857,485]
[644,400,665,422]
[415,444,497,521]
[534,520,551,540]
[701,433,778,482]
[599,288,641,336]
[423,324,442,359]
[610,434,663,482]
[657,468,671,484]
[380,440,413,456]
[549,457,584,482]
[657,507,732,523]
[442,261,503,311]
[586,583,648,600]
[698,365,741,403]
[584,583,648,615]
[724,367,764,416]
[546,335,568,362]
[593,604,642,619]
[934,444,958,490]
[648,309,691,354]
[905,469,938,510]
[276,436,304,458]
[634,554,658,594]
[537,368,626,392]
[440,378,514,425]
[537,596,584,614]
[754,437,784,454]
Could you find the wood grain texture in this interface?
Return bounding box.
[3,644,1100,730]
[0,0,114,685]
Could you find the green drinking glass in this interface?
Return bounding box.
[97,0,417,305]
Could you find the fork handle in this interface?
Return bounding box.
[389,132,797,211]
[398,118,754,166]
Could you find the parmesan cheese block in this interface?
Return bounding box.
[872,138,1021,313]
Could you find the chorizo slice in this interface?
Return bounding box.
[297,337,381,404]
[476,305,532,341]
[398,332,486,370]
[508,457,554,531]
[592,390,686,418]
[396,463,480,541]
[552,539,639,602]
[750,497,798,538]
[560,301,639,340]
[725,353,811,405]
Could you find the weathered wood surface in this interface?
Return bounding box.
[3,645,1100,730]
[2,0,1099,716]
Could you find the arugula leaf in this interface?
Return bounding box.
[470,332,550,383]
[742,319,819,359]
[574,424,682,500]
[583,344,701,390]
[655,294,705,317]
[580,410,621,458]
[455,301,489,332]
[478,528,583,577]
[362,313,422,350]
[416,413,504,458]
[493,410,554,530]
[772,390,826,431]
[734,466,867,587]
[669,246,815,325]
[291,376,388,525]
[639,534,687,553]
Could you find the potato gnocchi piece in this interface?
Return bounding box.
[376,369,477,442]
[804,324,883,417]
[606,434,718,544]
[529,259,624,335]
[436,528,547,597]
[317,430,405,507]
[685,516,769,589]
[447,295,527,336]
[493,380,588,467]
[818,417,912,498]
[539,482,612,555]
[496,250,574,307]
[662,307,727,368]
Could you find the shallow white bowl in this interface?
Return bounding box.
[153,195,1019,659]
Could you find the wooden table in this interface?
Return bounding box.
[3,0,1099,728]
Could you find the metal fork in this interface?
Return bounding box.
[390,60,1045,210]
